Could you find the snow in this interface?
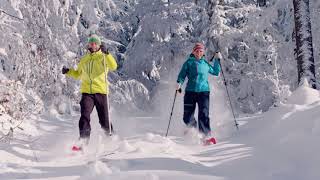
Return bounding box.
[1,0,320,179]
[63,51,77,60]
[286,78,320,105]
[1,84,320,180]
[0,48,7,56]
[0,72,7,80]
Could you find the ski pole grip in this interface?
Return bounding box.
[209,55,215,62]
[209,51,220,62]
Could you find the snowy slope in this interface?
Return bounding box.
[1,84,320,180]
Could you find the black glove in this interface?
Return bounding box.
[100,42,109,54]
[62,66,69,74]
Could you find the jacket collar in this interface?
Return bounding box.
[89,49,102,55]
[189,53,205,61]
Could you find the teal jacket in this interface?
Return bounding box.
[177,54,221,92]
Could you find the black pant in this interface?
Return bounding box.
[79,93,112,138]
[183,91,211,136]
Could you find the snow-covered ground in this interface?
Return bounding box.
[1,82,319,180]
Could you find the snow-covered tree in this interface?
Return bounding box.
[293,0,316,89]
[1,0,319,115]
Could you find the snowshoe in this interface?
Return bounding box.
[203,137,217,146]
[71,138,89,152]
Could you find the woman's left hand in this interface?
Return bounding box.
[214,52,222,61]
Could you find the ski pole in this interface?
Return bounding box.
[215,52,239,130]
[165,88,181,137]
[103,54,112,136]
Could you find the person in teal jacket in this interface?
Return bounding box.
[176,42,222,140]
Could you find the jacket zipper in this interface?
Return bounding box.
[89,56,93,94]
[195,60,199,92]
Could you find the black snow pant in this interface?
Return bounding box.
[79,93,113,138]
[183,91,211,136]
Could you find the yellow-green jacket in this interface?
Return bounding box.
[66,50,117,94]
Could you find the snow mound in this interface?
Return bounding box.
[80,161,113,180]
[144,133,172,144]
[286,80,320,105]
[0,48,7,56]
[0,73,7,80]
[118,140,136,152]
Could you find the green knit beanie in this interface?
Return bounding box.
[87,34,101,46]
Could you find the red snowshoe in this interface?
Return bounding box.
[203,137,217,145]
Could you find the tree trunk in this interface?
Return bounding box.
[257,0,266,7]
[293,0,316,89]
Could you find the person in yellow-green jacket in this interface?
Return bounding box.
[62,34,117,145]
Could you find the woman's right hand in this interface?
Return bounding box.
[62,66,69,74]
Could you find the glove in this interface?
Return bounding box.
[100,42,109,54]
[62,66,69,74]
[176,83,182,93]
[214,52,223,61]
